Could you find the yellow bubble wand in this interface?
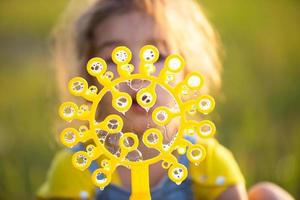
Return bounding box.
[58,45,216,200]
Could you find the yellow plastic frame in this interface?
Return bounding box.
[58,45,216,200]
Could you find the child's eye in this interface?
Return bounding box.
[104,58,114,66]
[157,54,167,63]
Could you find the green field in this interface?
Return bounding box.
[0,0,299,199]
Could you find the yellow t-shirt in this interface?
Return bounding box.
[37,138,245,200]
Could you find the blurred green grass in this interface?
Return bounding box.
[201,0,300,196]
[0,0,299,199]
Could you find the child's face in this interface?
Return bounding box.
[91,11,183,135]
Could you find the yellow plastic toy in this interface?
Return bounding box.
[58,45,216,200]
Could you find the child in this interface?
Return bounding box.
[37,0,294,199]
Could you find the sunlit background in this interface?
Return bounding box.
[0,0,299,199]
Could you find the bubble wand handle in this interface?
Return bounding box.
[130,164,151,200]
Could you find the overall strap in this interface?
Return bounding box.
[179,135,197,167]
[71,144,100,174]
[70,144,103,196]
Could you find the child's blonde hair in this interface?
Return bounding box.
[52,0,222,99]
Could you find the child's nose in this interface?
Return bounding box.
[131,56,139,74]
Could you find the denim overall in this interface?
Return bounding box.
[72,136,196,200]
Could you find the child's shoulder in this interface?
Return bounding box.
[37,149,95,199]
[189,138,245,199]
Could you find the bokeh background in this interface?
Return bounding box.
[0,0,299,199]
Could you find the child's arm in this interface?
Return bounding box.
[217,184,248,200]
[218,182,295,200]
[248,182,295,200]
